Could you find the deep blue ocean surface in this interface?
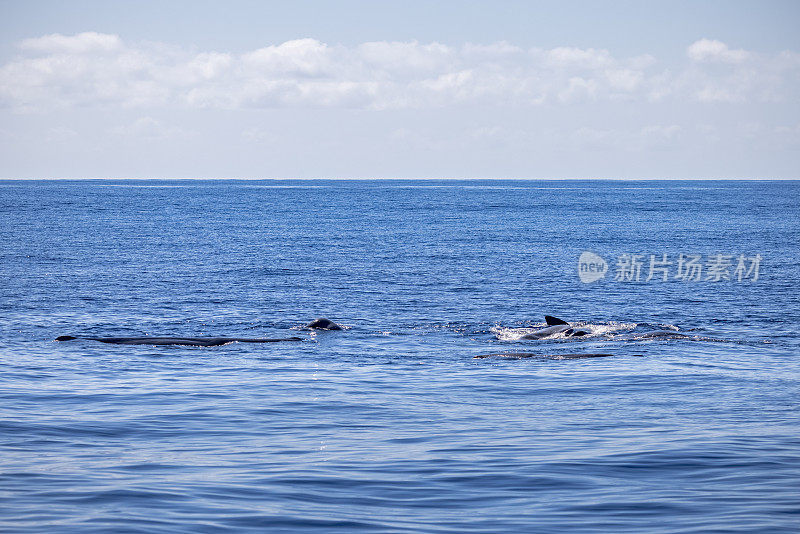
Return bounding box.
[1,180,799,533]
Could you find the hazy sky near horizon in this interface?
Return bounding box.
[1,0,799,179]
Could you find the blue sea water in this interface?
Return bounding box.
[0,179,799,533]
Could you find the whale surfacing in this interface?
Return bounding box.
[306,318,343,330]
[519,315,590,340]
[55,317,343,346]
[55,336,303,346]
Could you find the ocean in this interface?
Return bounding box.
[1,180,798,533]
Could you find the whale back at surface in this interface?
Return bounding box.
[306,318,343,330]
[518,316,573,339]
[55,336,303,346]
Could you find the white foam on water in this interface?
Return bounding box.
[584,321,638,336]
[491,326,537,341]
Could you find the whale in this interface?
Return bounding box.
[519,316,590,340]
[55,317,342,346]
[54,335,303,347]
[512,317,702,342]
[306,318,343,330]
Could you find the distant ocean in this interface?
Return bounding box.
[1,180,799,533]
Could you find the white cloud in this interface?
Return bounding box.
[545,47,613,69]
[0,33,797,111]
[605,68,643,91]
[242,39,336,77]
[687,39,750,63]
[677,39,800,103]
[358,40,454,74]
[558,77,598,103]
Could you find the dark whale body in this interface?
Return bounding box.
[55,336,303,347]
[519,315,590,339]
[55,317,342,346]
[306,318,342,330]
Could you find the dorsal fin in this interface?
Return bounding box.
[544,315,569,326]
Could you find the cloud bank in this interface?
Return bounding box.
[1,32,798,111]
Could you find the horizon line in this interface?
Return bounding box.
[1,177,799,181]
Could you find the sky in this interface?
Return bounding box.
[1,0,799,179]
